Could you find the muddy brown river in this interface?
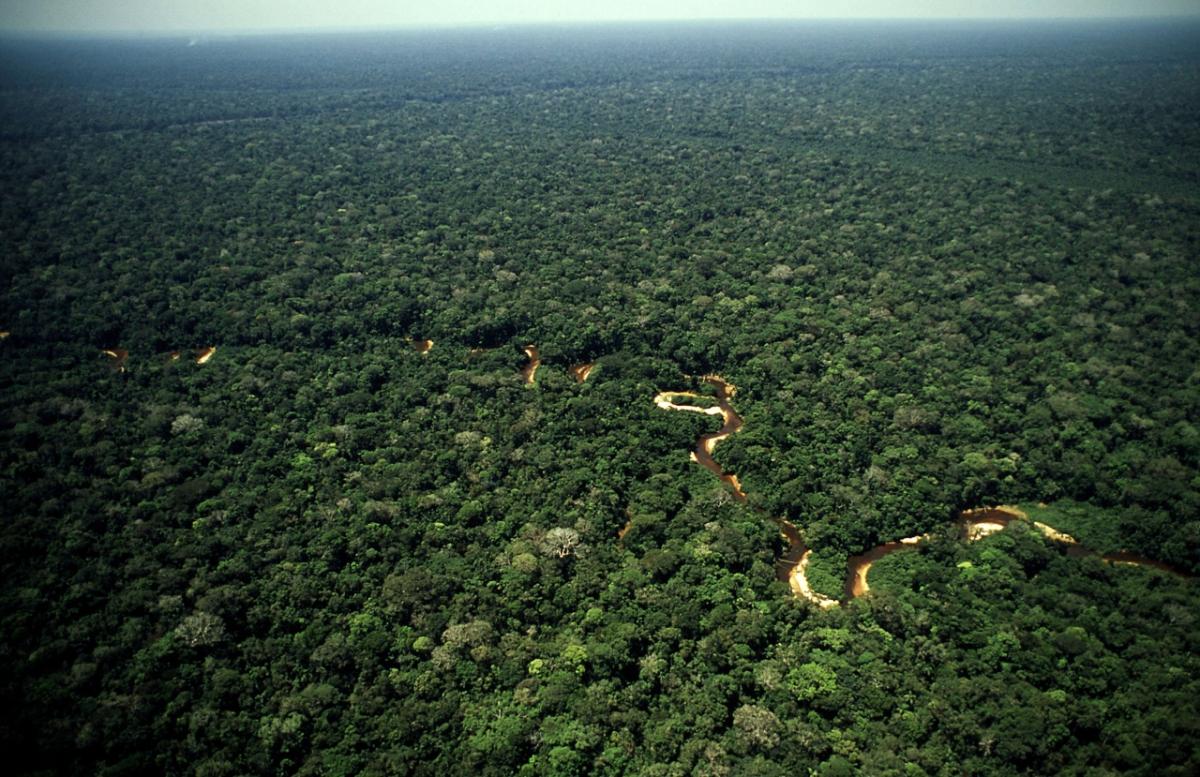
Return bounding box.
[102,348,129,372]
[656,382,1191,607]
[521,345,541,385]
[654,376,836,606]
[845,506,1192,597]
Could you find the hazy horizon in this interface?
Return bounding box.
[3,0,1199,36]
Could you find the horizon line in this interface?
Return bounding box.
[3,14,1200,40]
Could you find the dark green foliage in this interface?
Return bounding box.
[1,19,1198,777]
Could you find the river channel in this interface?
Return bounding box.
[655,378,1191,606]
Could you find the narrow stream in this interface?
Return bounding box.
[521,345,541,385]
[843,536,928,599]
[654,376,836,607]
[84,340,1192,598]
[686,377,746,501]
[102,348,129,372]
[845,506,1192,597]
[656,383,1191,607]
[571,363,595,383]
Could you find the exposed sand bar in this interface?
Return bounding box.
[653,382,1192,604]
[654,392,724,415]
[521,345,541,385]
[843,534,932,598]
[656,376,836,606]
[790,549,840,608]
[102,348,129,372]
[571,363,595,383]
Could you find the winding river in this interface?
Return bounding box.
[521,345,541,385]
[843,535,930,599]
[102,348,129,372]
[81,335,1190,598]
[98,345,216,371]
[655,378,1191,607]
[571,363,596,383]
[653,377,746,500]
[653,376,837,606]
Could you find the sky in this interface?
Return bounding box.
[1,1,1198,34]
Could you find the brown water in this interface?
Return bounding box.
[843,536,928,599]
[689,377,746,501]
[956,507,1188,575]
[102,348,129,372]
[775,519,839,608]
[413,339,434,355]
[653,378,746,500]
[571,363,595,383]
[521,345,541,385]
[774,519,805,582]
[844,506,1190,597]
[617,507,633,541]
[195,346,216,364]
[661,381,1192,601]
[957,506,1025,540]
[1098,551,1185,574]
[655,376,835,607]
[1065,545,1190,575]
[841,506,1191,599]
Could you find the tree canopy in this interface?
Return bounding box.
[1,19,1198,776]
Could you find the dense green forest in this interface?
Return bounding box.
[1,20,1198,776]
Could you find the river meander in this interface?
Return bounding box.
[653,376,837,606]
[521,345,541,385]
[654,379,1191,606]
